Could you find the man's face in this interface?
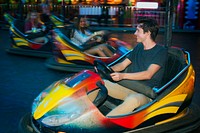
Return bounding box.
[134,23,149,43]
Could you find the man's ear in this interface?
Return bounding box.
[147,31,151,35]
[146,31,151,38]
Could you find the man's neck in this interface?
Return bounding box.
[143,40,156,50]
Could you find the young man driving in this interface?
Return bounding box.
[104,17,167,116]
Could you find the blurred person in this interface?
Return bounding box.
[71,16,113,57]
[40,3,51,23]
[40,0,51,24]
[24,10,49,44]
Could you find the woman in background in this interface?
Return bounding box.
[24,10,49,44]
[71,16,113,57]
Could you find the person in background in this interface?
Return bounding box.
[40,2,54,33]
[40,0,51,24]
[71,16,113,57]
[40,4,51,23]
[24,10,49,44]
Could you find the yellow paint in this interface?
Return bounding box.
[14,38,27,42]
[4,13,14,25]
[166,65,194,100]
[144,94,187,120]
[55,36,76,51]
[61,50,86,61]
[143,62,195,124]
[150,94,187,110]
[57,58,73,64]
[147,107,179,119]
[155,108,188,125]
[62,50,83,55]
[13,38,28,46]
[33,84,76,119]
[66,56,86,61]
[50,16,64,27]
[16,42,29,46]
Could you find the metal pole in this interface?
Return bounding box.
[164,0,174,47]
[61,0,66,20]
[18,0,25,20]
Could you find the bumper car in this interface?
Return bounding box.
[18,46,200,133]
[4,12,75,58]
[3,13,15,26]
[45,28,132,72]
[49,14,73,28]
[4,13,55,58]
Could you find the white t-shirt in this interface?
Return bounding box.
[71,29,93,45]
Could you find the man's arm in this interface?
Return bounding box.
[111,58,131,72]
[111,64,161,81]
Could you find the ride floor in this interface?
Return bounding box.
[0,29,200,133]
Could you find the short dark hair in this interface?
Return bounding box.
[137,17,159,41]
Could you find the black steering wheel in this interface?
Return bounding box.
[81,31,107,50]
[85,34,104,45]
[94,60,114,82]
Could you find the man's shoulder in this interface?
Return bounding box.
[156,44,167,51]
[155,45,168,59]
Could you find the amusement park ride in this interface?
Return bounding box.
[3,0,200,132]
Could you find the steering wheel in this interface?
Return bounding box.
[94,60,114,82]
[82,34,103,49]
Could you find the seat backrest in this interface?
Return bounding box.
[13,19,25,33]
[53,28,85,51]
[161,47,187,86]
[58,27,73,39]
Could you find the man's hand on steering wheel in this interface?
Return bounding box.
[110,72,124,81]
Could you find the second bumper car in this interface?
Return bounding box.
[45,28,133,72]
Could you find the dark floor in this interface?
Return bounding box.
[0,29,199,133]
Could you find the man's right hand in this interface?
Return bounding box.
[110,72,124,81]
